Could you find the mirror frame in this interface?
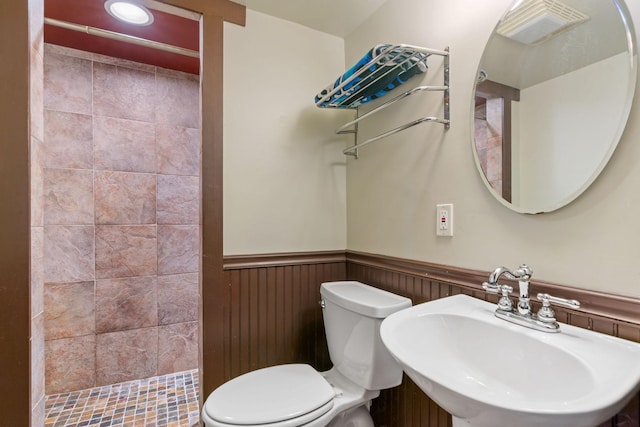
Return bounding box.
[471,0,638,214]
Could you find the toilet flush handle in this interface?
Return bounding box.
[319,300,326,309]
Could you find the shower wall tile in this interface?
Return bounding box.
[45,44,93,61]
[94,116,156,173]
[92,53,156,73]
[32,398,44,427]
[93,62,156,122]
[156,66,199,82]
[158,273,199,325]
[32,9,45,421]
[157,175,199,225]
[95,225,157,279]
[45,335,96,394]
[31,227,44,316]
[43,48,201,392]
[155,74,199,129]
[43,168,94,225]
[158,321,198,375]
[96,327,158,386]
[95,276,158,333]
[43,110,93,169]
[43,50,92,115]
[44,281,95,340]
[30,46,44,142]
[485,146,502,183]
[44,225,95,283]
[158,226,199,275]
[31,313,45,410]
[95,171,156,225]
[31,137,44,227]
[29,0,44,57]
[157,124,200,176]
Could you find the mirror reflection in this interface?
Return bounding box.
[473,0,637,213]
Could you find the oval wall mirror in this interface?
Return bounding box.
[472,0,637,214]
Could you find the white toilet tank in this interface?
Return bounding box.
[320,281,412,391]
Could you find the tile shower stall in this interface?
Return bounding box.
[42,44,200,394]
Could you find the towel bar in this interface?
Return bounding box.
[316,45,450,159]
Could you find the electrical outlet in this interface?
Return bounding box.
[436,204,454,237]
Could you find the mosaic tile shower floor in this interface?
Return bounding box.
[44,370,200,427]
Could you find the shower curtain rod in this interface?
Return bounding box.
[44,17,200,58]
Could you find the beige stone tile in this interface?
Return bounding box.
[95,171,156,225]
[31,313,45,408]
[157,175,199,225]
[91,52,156,73]
[44,50,92,115]
[155,74,199,129]
[31,227,44,316]
[94,115,156,173]
[30,43,44,142]
[31,136,44,227]
[43,168,94,225]
[95,276,158,333]
[158,322,198,375]
[485,145,503,182]
[93,62,156,123]
[45,43,93,61]
[32,396,44,427]
[45,335,96,394]
[44,281,95,340]
[95,225,157,279]
[157,226,199,275]
[29,0,44,57]
[96,327,158,386]
[156,66,199,82]
[156,124,200,176]
[44,225,95,283]
[43,110,93,169]
[158,273,199,325]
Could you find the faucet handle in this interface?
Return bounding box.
[482,282,512,294]
[483,283,514,312]
[536,293,580,309]
[482,281,498,292]
[535,293,581,324]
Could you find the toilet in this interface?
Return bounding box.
[202,280,412,427]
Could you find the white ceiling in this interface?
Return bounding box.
[234,0,388,38]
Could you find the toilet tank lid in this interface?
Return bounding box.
[320,281,412,318]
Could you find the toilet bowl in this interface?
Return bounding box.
[202,281,412,427]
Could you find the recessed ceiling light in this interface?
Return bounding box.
[105,0,154,26]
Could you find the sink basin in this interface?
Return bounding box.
[380,294,640,427]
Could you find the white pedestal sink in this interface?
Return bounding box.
[380,294,640,427]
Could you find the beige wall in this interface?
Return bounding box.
[517,53,630,211]
[222,2,640,298]
[345,0,640,298]
[223,10,350,255]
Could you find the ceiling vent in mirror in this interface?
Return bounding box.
[497,0,589,45]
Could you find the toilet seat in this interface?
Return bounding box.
[203,364,335,426]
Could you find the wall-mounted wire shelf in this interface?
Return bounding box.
[315,44,450,158]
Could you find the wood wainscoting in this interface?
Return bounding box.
[222,250,640,427]
[222,251,345,380]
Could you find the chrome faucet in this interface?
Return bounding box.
[482,264,580,333]
[487,264,533,315]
